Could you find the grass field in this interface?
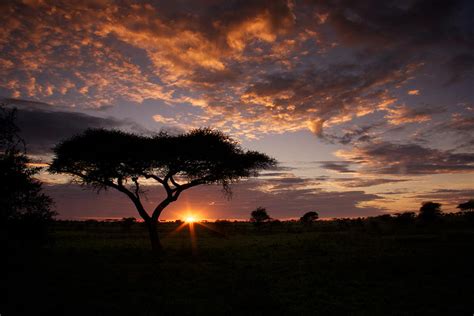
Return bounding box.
[5,219,474,315]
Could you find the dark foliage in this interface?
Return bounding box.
[0,104,55,245]
[457,199,474,212]
[418,201,443,221]
[394,212,416,224]
[250,206,271,226]
[300,211,319,224]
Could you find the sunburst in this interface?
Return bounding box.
[166,212,227,255]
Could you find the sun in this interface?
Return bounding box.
[185,216,196,223]
[181,209,202,224]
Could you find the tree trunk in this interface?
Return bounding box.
[146,220,163,254]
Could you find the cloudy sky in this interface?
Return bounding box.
[1,0,473,220]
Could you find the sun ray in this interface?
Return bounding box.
[166,211,228,254]
[197,222,228,238]
[188,222,198,255]
[164,222,188,238]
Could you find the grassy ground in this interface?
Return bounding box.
[4,220,474,315]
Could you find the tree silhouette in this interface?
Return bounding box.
[457,199,474,212]
[394,212,416,224]
[250,206,271,226]
[0,104,55,243]
[300,211,319,224]
[418,201,442,221]
[49,128,276,253]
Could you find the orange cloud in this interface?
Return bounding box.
[0,0,463,141]
[384,105,432,125]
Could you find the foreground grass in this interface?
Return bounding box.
[5,221,474,315]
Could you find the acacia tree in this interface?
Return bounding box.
[49,128,276,252]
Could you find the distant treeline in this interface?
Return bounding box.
[55,199,474,226]
[51,208,474,237]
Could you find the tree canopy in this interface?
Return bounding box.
[300,211,319,224]
[250,207,271,225]
[49,128,276,252]
[418,201,442,221]
[0,104,55,243]
[457,199,474,212]
[50,128,275,195]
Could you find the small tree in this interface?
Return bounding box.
[418,201,442,221]
[250,207,271,226]
[300,211,319,224]
[50,128,276,253]
[457,200,474,212]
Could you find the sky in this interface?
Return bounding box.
[1,0,473,220]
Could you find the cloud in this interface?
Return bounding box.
[319,123,381,145]
[3,98,147,156]
[1,0,472,139]
[319,161,356,173]
[445,53,474,85]
[384,105,444,125]
[333,178,411,188]
[336,141,474,175]
[426,113,474,149]
[309,0,472,50]
[410,189,474,209]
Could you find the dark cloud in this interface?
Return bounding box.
[255,174,324,193]
[341,141,474,175]
[425,114,474,150]
[319,161,356,173]
[3,99,147,156]
[445,53,474,85]
[320,123,381,145]
[410,189,474,209]
[309,0,473,49]
[334,177,411,188]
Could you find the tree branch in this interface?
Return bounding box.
[169,175,181,189]
[112,178,151,221]
[145,174,165,185]
[132,177,141,200]
[66,171,151,221]
[145,173,173,196]
[150,178,205,222]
